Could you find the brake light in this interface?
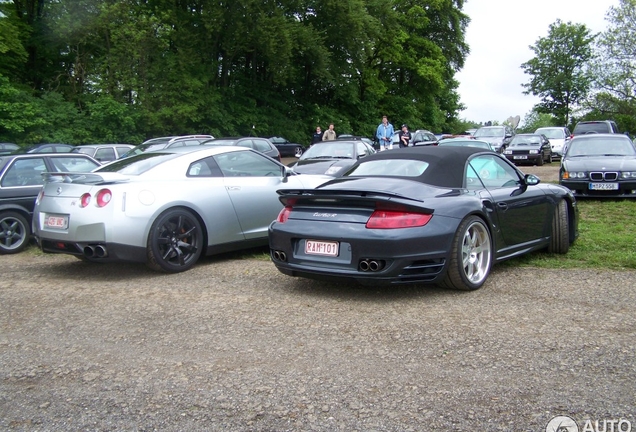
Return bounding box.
[366,210,432,229]
[96,189,112,207]
[80,193,91,208]
[277,206,292,223]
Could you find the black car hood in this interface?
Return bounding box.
[293,159,353,174]
[564,156,636,171]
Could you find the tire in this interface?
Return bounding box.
[547,200,569,254]
[439,216,492,291]
[536,154,544,166]
[546,151,552,164]
[0,211,31,254]
[294,147,304,158]
[146,208,204,273]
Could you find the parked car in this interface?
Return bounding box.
[0,153,101,254]
[534,127,571,160]
[559,133,636,198]
[473,125,515,153]
[11,143,75,154]
[268,137,306,158]
[503,134,552,166]
[291,139,376,175]
[201,137,281,162]
[32,147,329,272]
[122,135,214,158]
[71,144,135,163]
[269,146,578,290]
[437,138,494,151]
[572,120,619,136]
[0,143,20,155]
[411,130,439,146]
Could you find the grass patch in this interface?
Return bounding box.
[500,199,636,270]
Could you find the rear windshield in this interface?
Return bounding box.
[574,122,612,134]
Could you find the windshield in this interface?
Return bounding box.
[95,152,180,175]
[301,142,356,160]
[510,136,542,146]
[474,127,504,138]
[566,137,636,157]
[202,139,237,146]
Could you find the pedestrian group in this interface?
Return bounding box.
[311,116,411,150]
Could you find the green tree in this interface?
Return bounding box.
[521,20,596,127]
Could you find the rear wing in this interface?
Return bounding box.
[41,171,131,185]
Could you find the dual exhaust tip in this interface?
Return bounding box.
[84,245,108,258]
[272,250,287,262]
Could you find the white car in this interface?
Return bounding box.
[32,146,329,273]
[534,127,571,160]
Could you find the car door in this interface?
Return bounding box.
[0,156,49,214]
[468,154,550,249]
[213,150,292,239]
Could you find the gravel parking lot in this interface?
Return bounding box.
[2,163,634,432]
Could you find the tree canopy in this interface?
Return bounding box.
[0,0,470,145]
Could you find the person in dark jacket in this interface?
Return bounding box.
[398,124,411,148]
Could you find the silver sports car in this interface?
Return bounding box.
[32,146,330,272]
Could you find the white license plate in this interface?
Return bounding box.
[305,239,339,257]
[44,214,68,229]
[513,155,527,160]
[589,182,619,190]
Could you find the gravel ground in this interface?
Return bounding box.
[1,244,635,431]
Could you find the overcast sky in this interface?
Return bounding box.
[455,0,619,126]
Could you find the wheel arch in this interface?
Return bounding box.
[147,205,209,253]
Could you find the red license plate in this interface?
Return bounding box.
[44,215,68,229]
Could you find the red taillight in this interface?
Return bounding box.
[366,210,432,229]
[80,193,91,208]
[96,189,112,207]
[277,206,292,223]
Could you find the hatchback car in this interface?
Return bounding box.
[503,134,552,166]
[71,144,135,163]
[534,127,571,160]
[560,134,636,198]
[291,140,376,175]
[0,153,101,254]
[201,137,281,162]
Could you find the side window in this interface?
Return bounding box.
[1,158,47,187]
[187,157,223,177]
[237,140,255,150]
[465,163,485,190]
[468,155,520,189]
[356,142,367,157]
[116,147,131,157]
[213,151,281,177]
[252,139,272,153]
[52,156,100,172]
[94,148,116,162]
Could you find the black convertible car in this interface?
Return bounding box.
[269,146,578,290]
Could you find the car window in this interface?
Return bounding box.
[116,147,131,157]
[468,155,520,189]
[213,150,282,177]
[252,139,273,153]
[345,159,429,177]
[187,157,223,177]
[94,148,116,162]
[1,157,47,187]
[51,156,100,172]
[73,147,95,156]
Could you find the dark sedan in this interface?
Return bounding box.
[202,137,281,162]
[269,146,578,290]
[559,134,636,198]
[503,134,552,166]
[268,137,306,158]
[291,140,376,176]
[0,153,101,253]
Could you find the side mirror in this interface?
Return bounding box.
[524,174,540,186]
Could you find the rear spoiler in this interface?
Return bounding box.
[41,172,131,185]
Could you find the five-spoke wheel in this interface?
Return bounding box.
[0,211,30,254]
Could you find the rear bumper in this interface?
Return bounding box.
[36,236,147,263]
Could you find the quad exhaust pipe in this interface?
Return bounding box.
[359,259,385,272]
[83,245,108,258]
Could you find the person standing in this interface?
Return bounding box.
[322,123,336,141]
[311,126,323,145]
[376,116,394,151]
[398,124,411,148]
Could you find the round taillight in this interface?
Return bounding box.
[96,189,112,207]
[80,193,91,208]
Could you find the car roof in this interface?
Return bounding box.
[73,144,135,148]
[350,145,494,188]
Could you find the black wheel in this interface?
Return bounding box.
[294,146,304,158]
[548,200,569,254]
[0,211,30,254]
[536,154,544,166]
[146,208,204,273]
[439,216,492,291]
[546,151,553,164]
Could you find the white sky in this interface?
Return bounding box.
[455,0,619,125]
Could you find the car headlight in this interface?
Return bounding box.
[620,171,636,179]
[529,150,538,154]
[563,171,587,180]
